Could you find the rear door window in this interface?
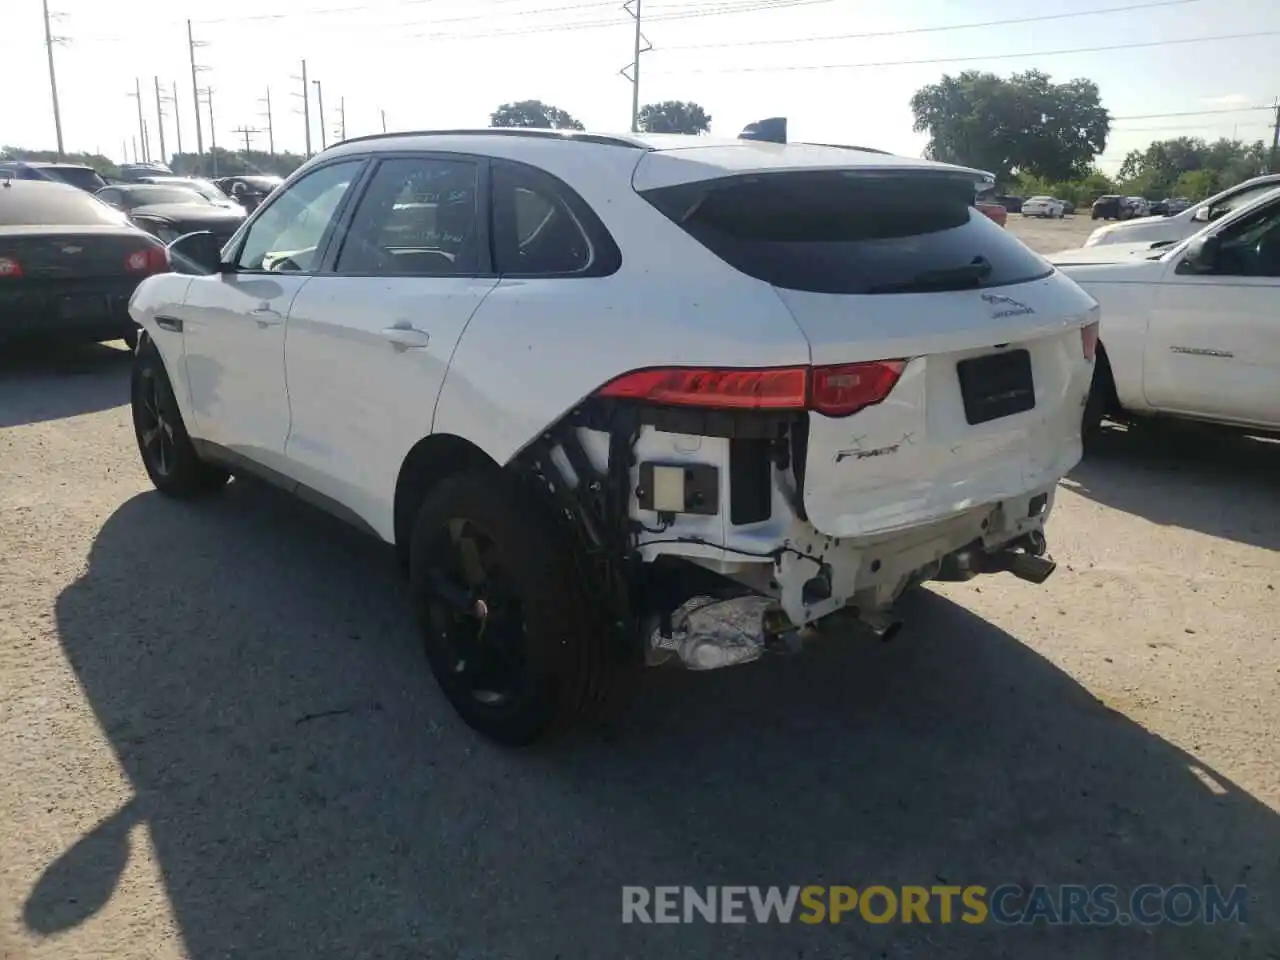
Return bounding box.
[639,170,1052,295]
[334,156,481,276]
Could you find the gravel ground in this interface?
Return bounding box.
[1,332,1277,960]
[1006,212,1099,253]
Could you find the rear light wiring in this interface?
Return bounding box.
[595,360,908,418]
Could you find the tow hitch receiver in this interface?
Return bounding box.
[936,532,1057,585]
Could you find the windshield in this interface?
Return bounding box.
[158,178,227,203]
[121,186,206,208]
[1209,182,1280,219]
[42,166,108,192]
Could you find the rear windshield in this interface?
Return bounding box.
[640,170,1052,295]
[43,166,109,192]
[0,184,130,226]
[122,185,206,206]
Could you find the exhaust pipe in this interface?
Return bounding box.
[860,611,903,643]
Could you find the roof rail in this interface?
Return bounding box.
[803,142,893,155]
[329,128,650,151]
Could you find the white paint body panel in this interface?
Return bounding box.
[283,276,499,541]
[1084,179,1280,248]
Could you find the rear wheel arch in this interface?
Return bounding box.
[393,434,500,569]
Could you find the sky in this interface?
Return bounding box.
[2,0,1278,174]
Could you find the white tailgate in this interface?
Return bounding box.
[775,276,1097,538]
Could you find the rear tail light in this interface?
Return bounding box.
[125,246,170,275]
[595,367,808,410]
[810,361,906,417]
[1081,320,1100,361]
[595,360,907,417]
[0,256,22,278]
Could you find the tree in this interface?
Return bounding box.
[637,100,711,135]
[910,70,1109,185]
[489,100,584,130]
[1117,137,1268,198]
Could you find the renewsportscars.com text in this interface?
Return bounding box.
[621,884,1249,926]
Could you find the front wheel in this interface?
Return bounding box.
[131,341,229,497]
[409,470,636,746]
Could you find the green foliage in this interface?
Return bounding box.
[637,101,711,135]
[1,146,120,178]
[489,100,584,130]
[1117,137,1268,198]
[169,149,306,178]
[910,70,1109,184]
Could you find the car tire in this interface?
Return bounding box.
[1082,350,1117,446]
[408,469,636,746]
[131,340,229,497]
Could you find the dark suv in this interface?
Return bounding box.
[0,160,108,193]
[1090,195,1132,221]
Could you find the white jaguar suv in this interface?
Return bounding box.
[126,123,1099,745]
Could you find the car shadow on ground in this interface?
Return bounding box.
[33,481,1280,959]
[0,340,131,428]
[1067,421,1280,552]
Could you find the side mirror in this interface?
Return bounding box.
[167,230,227,275]
[1175,235,1221,275]
[1192,206,1211,223]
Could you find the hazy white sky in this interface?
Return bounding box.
[3,0,1277,172]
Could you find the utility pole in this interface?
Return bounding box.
[292,60,312,157]
[381,109,387,133]
[131,136,138,163]
[153,76,167,166]
[336,96,346,142]
[619,0,651,132]
[171,80,184,156]
[42,0,66,158]
[313,80,327,150]
[259,86,275,156]
[187,20,208,159]
[130,78,148,161]
[1270,98,1280,174]
[232,126,260,154]
[202,87,218,175]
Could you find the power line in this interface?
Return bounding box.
[1109,106,1274,120]
[658,0,1205,52]
[649,30,1280,75]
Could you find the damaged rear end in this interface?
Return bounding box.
[521,156,1098,669]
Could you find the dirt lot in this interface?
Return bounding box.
[1,337,1277,960]
[1006,211,1098,253]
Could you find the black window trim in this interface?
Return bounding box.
[320,149,494,278]
[489,157,621,280]
[219,155,373,275]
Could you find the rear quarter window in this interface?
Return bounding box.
[0,184,131,226]
[639,170,1052,295]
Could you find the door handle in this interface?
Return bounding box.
[249,305,283,328]
[379,325,430,349]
